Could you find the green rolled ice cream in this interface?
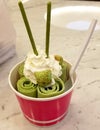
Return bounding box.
[61,60,70,81]
[37,76,65,98]
[18,63,24,77]
[17,77,37,97]
[55,55,69,83]
[60,60,68,83]
[16,54,71,98]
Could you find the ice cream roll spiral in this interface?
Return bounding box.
[37,76,65,98]
[17,77,37,97]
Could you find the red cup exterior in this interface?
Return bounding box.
[15,90,73,126]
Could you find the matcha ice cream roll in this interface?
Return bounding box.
[17,76,37,97]
[18,63,24,77]
[16,52,69,98]
[17,59,67,98]
[37,76,65,98]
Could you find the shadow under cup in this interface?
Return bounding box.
[8,61,77,126]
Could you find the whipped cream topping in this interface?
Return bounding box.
[24,50,62,84]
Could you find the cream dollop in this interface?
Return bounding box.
[24,50,62,84]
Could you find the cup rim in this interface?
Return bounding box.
[8,60,78,101]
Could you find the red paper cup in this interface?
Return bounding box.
[8,61,77,126]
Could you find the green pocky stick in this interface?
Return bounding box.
[45,2,51,58]
[18,0,38,55]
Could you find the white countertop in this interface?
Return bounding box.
[0,0,100,130]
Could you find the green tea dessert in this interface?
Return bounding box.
[18,63,24,77]
[17,77,37,97]
[16,1,72,98]
[37,76,65,98]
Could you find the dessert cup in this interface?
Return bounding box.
[8,60,77,126]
